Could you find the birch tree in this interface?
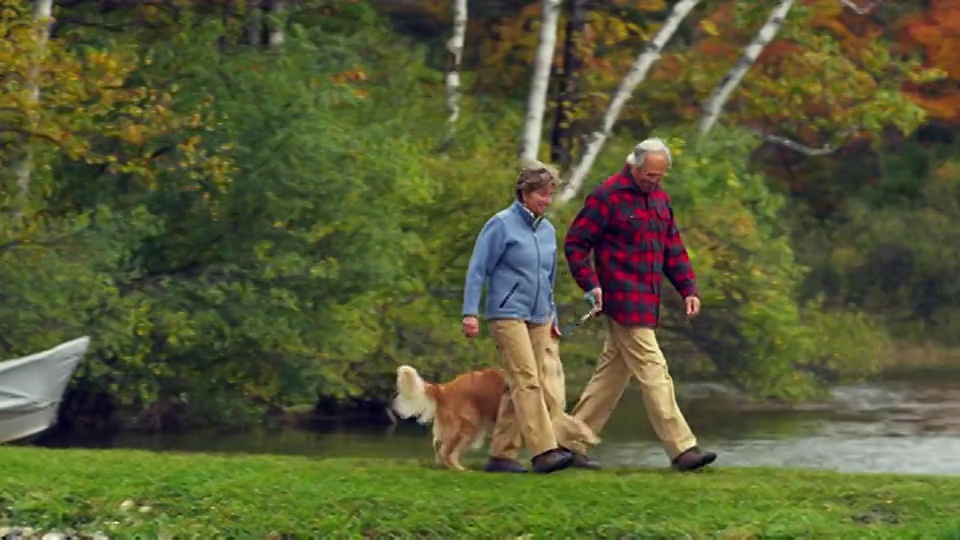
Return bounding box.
[557,0,701,203]
[697,0,797,139]
[518,0,563,162]
[12,0,54,208]
[839,0,882,15]
[444,0,468,142]
[699,0,899,150]
[267,0,285,47]
[245,0,284,47]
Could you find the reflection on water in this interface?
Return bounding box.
[600,434,960,475]
[35,380,960,475]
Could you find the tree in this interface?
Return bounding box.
[896,0,960,123]
[519,0,563,162]
[633,1,938,160]
[557,0,701,202]
[1,0,231,428]
[8,0,53,209]
[549,0,588,169]
[444,0,468,142]
[698,0,797,139]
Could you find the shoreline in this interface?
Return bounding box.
[37,367,960,443]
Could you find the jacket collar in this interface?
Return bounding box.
[511,200,544,229]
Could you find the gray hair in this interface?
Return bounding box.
[625,137,672,168]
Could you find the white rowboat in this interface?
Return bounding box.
[0,336,90,444]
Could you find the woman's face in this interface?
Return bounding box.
[522,186,554,217]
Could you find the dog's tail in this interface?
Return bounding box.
[392,365,437,425]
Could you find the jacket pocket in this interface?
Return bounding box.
[651,206,672,233]
[498,281,520,308]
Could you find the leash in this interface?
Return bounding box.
[558,291,602,336]
[559,305,601,336]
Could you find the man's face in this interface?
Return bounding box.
[630,152,669,193]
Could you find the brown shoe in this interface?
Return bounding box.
[671,446,717,472]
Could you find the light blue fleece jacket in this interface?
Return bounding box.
[462,200,559,326]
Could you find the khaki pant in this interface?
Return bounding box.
[565,317,697,459]
[487,319,599,459]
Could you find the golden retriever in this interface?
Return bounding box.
[392,365,504,471]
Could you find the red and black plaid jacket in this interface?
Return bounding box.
[563,167,699,328]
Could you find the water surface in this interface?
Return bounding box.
[43,379,960,475]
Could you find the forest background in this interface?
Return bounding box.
[1,0,958,433]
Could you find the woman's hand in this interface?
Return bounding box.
[462,316,480,338]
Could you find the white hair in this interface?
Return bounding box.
[625,137,672,168]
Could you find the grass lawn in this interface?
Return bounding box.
[1,446,959,538]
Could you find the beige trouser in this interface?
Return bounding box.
[565,317,697,459]
[487,318,599,459]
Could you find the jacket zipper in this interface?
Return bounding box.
[532,220,541,318]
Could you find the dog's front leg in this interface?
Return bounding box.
[431,422,444,465]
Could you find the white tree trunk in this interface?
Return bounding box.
[444,0,468,140]
[839,0,882,15]
[268,0,285,47]
[518,0,564,162]
[697,0,796,139]
[13,0,54,206]
[756,126,859,155]
[557,0,700,203]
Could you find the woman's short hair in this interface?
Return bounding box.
[515,162,559,201]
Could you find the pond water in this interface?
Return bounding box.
[32,378,960,475]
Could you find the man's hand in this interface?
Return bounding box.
[585,287,603,314]
[684,296,701,317]
[462,316,480,338]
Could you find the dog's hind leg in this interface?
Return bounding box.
[440,434,468,471]
[449,421,484,472]
[448,404,484,471]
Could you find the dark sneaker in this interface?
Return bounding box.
[671,446,717,472]
[531,448,574,473]
[572,453,602,470]
[559,447,602,470]
[484,457,528,473]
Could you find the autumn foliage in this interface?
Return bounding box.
[0,0,232,208]
[897,0,960,122]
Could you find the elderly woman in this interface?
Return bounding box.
[462,164,598,474]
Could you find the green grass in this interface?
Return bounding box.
[2,447,960,538]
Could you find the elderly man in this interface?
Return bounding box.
[562,137,717,472]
